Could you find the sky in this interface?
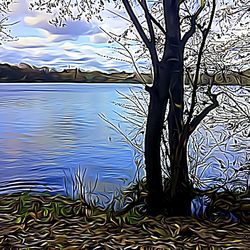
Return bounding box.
[1,0,248,73]
[0,0,135,72]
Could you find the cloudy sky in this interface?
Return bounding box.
[0,0,136,72]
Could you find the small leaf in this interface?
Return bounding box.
[16,217,22,224]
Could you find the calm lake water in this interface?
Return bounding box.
[0,83,142,197]
[0,83,249,203]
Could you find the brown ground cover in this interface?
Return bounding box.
[0,193,250,249]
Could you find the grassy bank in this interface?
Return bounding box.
[0,192,250,249]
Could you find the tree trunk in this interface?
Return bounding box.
[169,142,191,216]
[144,60,192,216]
[144,69,168,215]
[167,62,192,216]
[144,0,193,215]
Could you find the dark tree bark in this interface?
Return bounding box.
[165,57,192,216]
[162,0,192,216]
[145,63,170,215]
[167,65,192,216]
[144,91,166,214]
[145,55,192,216]
[144,0,193,214]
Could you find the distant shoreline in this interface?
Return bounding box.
[0,63,249,86]
[0,63,150,84]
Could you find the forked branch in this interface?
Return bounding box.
[189,95,219,134]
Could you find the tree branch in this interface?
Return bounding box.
[150,14,166,35]
[139,0,158,63]
[143,4,166,35]
[107,9,132,23]
[181,15,196,48]
[186,0,216,125]
[122,0,151,50]
[162,0,168,37]
[162,0,180,61]
[99,27,148,85]
[140,0,155,43]
[189,95,219,134]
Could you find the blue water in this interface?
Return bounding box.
[0,83,142,196]
[0,83,249,205]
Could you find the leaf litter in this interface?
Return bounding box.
[0,192,250,249]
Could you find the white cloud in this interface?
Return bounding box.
[90,34,109,44]
[60,42,77,51]
[0,36,133,72]
[24,15,48,26]
[24,12,101,41]
[9,37,49,48]
[40,30,78,43]
[2,0,135,72]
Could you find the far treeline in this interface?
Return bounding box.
[0,63,249,85]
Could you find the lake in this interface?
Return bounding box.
[0,83,249,202]
[0,83,143,198]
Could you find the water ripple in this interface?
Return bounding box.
[0,83,136,196]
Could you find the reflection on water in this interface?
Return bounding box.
[0,83,141,196]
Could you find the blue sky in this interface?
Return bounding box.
[3,0,248,73]
[0,0,134,72]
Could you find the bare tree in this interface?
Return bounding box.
[30,0,250,216]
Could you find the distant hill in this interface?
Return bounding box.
[0,63,249,85]
[0,63,151,84]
